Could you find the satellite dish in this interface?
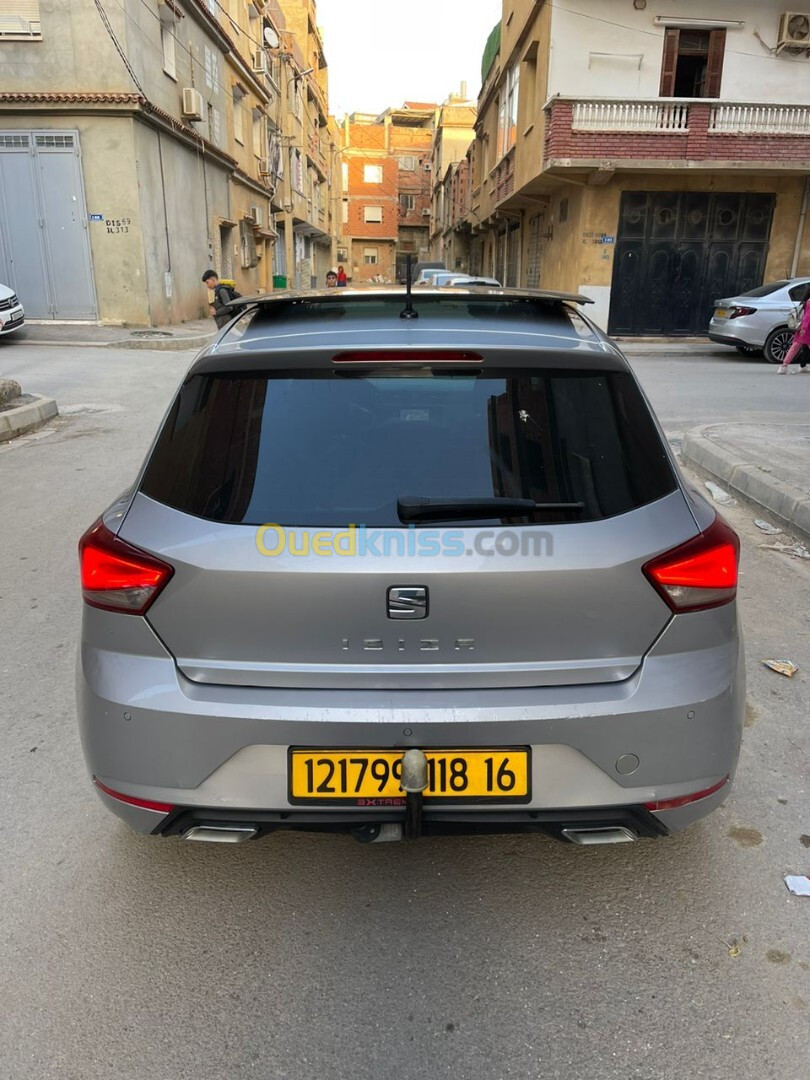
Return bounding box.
[264,25,280,49]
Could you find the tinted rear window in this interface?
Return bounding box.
[140,371,676,526]
[743,281,789,298]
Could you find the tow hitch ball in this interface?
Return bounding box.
[401,748,429,841]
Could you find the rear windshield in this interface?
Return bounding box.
[140,371,676,526]
[743,281,789,298]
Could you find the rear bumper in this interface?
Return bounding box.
[78,607,744,838]
[707,321,764,348]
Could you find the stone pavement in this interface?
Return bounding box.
[682,422,810,542]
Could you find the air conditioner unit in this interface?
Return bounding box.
[258,157,272,176]
[424,162,432,171]
[777,11,810,50]
[422,208,431,217]
[250,204,264,226]
[252,50,268,74]
[181,87,203,121]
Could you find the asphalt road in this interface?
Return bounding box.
[1,343,808,1080]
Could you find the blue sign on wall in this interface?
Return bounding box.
[88,214,104,221]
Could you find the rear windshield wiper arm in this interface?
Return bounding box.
[397,496,585,523]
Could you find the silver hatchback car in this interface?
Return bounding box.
[77,289,743,845]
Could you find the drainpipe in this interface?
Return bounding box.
[791,176,810,278]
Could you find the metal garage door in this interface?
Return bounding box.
[608,191,774,337]
[0,130,97,319]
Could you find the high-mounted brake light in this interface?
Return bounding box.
[332,350,483,364]
[643,517,739,613]
[79,519,173,615]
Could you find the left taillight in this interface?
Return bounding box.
[643,516,739,613]
[79,518,173,615]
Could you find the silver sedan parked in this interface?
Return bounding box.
[708,278,810,363]
[77,288,744,847]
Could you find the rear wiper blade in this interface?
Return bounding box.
[397,496,585,523]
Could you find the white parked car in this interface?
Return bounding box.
[0,282,25,337]
[441,275,502,288]
[708,278,810,364]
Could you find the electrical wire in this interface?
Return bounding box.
[90,0,148,96]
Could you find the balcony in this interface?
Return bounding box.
[306,132,327,177]
[544,97,810,174]
[491,150,515,204]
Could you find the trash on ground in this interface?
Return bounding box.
[754,519,783,535]
[784,875,810,897]
[761,659,798,678]
[705,481,736,506]
[759,541,810,560]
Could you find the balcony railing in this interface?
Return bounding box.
[572,101,689,132]
[545,97,810,171]
[709,104,810,135]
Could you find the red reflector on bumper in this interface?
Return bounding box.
[644,775,729,812]
[94,778,174,814]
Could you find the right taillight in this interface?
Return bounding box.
[643,517,739,613]
[728,306,756,318]
[79,518,173,615]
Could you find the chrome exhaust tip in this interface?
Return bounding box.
[561,826,637,845]
[182,825,258,843]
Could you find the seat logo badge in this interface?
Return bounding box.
[387,586,428,620]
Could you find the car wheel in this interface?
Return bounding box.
[735,345,762,356]
[764,327,794,365]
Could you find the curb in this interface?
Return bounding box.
[109,333,215,352]
[0,394,59,443]
[681,427,810,543]
[14,333,214,352]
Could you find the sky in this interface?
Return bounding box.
[315,0,502,118]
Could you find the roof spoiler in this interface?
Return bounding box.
[225,286,595,310]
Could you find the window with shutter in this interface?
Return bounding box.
[0,0,41,38]
[660,26,726,98]
[659,29,680,97]
[705,29,726,98]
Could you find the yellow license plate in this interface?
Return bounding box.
[714,308,729,318]
[288,748,531,805]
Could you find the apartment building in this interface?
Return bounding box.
[430,94,477,272]
[274,0,338,288]
[0,0,340,324]
[340,103,434,283]
[467,1,810,334]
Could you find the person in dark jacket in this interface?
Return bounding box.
[202,270,241,329]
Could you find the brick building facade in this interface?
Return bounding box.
[340,104,434,283]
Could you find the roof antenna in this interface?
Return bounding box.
[400,253,418,319]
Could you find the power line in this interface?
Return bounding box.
[91,0,147,96]
[105,0,334,178]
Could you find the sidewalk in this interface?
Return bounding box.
[14,318,216,351]
[616,338,730,356]
[681,422,810,542]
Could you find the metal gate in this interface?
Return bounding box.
[525,213,543,287]
[0,130,97,319]
[505,222,520,287]
[608,191,774,336]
